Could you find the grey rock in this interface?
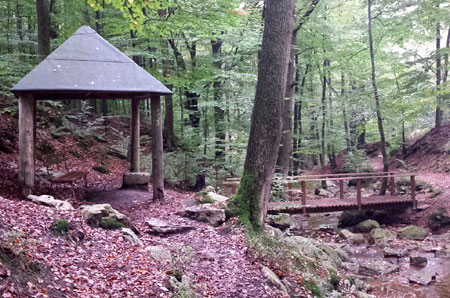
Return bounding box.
[177,204,225,226]
[205,192,229,203]
[369,228,397,244]
[398,226,429,241]
[358,260,399,276]
[340,229,365,244]
[436,248,450,257]
[145,218,195,236]
[409,270,436,286]
[356,220,380,233]
[27,195,74,211]
[262,266,289,295]
[266,213,293,230]
[264,224,285,239]
[410,256,427,267]
[357,291,376,298]
[145,245,172,264]
[122,227,142,245]
[168,275,200,298]
[122,172,150,189]
[79,204,131,227]
[383,247,409,258]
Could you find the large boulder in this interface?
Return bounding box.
[383,247,409,258]
[398,226,429,241]
[358,260,399,276]
[369,228,397,244]
[409,270,436,286]
[145,218,195,236]
[27,195,74,211]
[122,172,151,189]
[204,192,229,203]
[177,204,225,226]
[356,220,380,233]
[285,236,346,270]
[79,204,131,227]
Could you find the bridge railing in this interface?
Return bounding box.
[224,172,417,215]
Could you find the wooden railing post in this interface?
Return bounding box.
[411,175,416,210]
[390,174,395,196]
[357,179,362,211]
[301,180,306,215]
[232,183,237,195]
[339,180,344,200]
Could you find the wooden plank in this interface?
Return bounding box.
[411,175,416,210]
[339,180,344,200]
[357,179,362,211]
[18,95,36,197]
[298,173,414,182]
[130,98,140,172]
[390,175,395,195]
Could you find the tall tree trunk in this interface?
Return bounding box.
[436,22,443,127]
[293,63,309,174]
[341,72,351,150]
[231,0,295,232]
[211,37,226,159]
[151,95,165,201]
[162,39,176,151]
[320,60,328,187]
[368,0,389,194]
[276,31,296,175]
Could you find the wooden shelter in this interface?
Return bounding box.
[11,25,171,200]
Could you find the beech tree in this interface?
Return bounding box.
[231,0,296,232]
[36,0,50,61]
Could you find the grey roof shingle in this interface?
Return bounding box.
[11,26,171,99]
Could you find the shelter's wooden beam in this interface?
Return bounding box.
[151,94,164,200]
[18,95,36,197]
[130,98,140,172]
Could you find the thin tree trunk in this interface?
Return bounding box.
[320,60,328,187]
[293,63,309,174]
[231,0,295,232]
[436,22,443,127]
[151,95,164,201]
[341,72,351,150]
[211,37,226,159]
[368,0,388,194]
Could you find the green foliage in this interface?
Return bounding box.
[99,218,124,230]
[303,279,323,298]
[92,165,109,174]
[50,219,70,236]
[343,149,372,173]
[196,196,214,205]
[328,269,340,291]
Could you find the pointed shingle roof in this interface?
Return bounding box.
[11,26,171,100]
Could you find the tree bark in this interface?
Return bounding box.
[341,72,351,150]
[368,0,389,194]
[36,0,51,62]
[151,95,165,201]
[18,95,36,197]
[276,31,296,175]
[211,37,226,159]
[436,22,443,128]
[163,85,176,151]
[130,98,140,172]
[293,62,309,174]
[231,0,295,232]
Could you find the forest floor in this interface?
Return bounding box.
[1,111,450,297]
[0,113,288,297]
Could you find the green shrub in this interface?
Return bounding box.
[50,219,70,236]
[329,270,340,290]
[92,165,109,174]
[196,197,215,205]
[303,279,323,298]
[100,219,124,230]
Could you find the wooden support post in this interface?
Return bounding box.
[130,98,140,172]
[390,175,395,196]
[357,179,362,211]
[411,175,416,210]
[151,95,164,201]
[301,180,306,215]
[339,180,344,200]
[18,95,36,197]
[232,183,237,195]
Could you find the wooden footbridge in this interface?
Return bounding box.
[225,172,417,215]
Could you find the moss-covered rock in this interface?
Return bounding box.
[356,219,380,233]
[338,211,369,228]
[369,228,397,244]
[398,225,429,240]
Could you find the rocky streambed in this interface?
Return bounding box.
[286,212,450,298]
